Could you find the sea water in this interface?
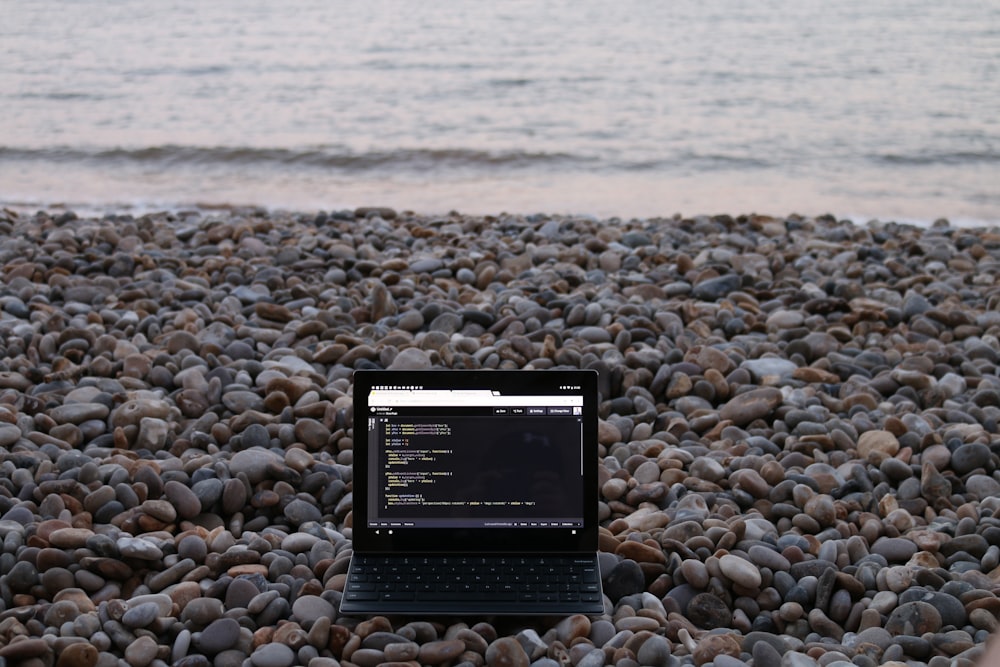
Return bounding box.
[2,0,998,223]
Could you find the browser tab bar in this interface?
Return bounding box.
[368,388,583,408]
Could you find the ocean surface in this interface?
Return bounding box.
[2,1,998,224]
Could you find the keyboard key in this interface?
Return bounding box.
[344,591,378,601]
[348,582,376,592]
[382,591,415,601]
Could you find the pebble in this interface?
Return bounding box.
[49,528,95,549]
[693,633,741,665]
[871,537,919,563]
[117,536,163,560]
[121,601,160,628]
[857,430,900,464]
[0,208,997,667]
[57,643,99,667]
[165,480,203,519]
[603,559,645,601]
[181,598,224,626]
[124,636,159,667]
[719,554,762,588]
[284,498,322,525]
[635,635,672,666]
[418,639,465,664]
[0,638,50,660]
[951,443,991,475]
[886,601,943,636]
[229,448,284,485]
[748,545,790,572]
[291,595,335,627]
[225,577,260,609]
[177,535,208,562]
[719,387,783,426]
[388,346,432,369]
[688,592,732,629]
[486,637,529,667]
[250,644,295,667]
[192,618,241,655]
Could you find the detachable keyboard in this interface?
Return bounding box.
[339,554,605,615]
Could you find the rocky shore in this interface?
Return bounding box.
[0,206,998,667]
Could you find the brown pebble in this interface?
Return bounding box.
[167,581,202,611]
[718,387,783,426]
[808,608,844,641]
[79,557,132,580]
[485,637,529,667]
[555,615,591,644]
[0,638,51,660]
[355,616,394,638]
[418,640,465,665]
[328,624,352,655]
[273,623,308,650]
[47,527,95,549]
[53,589,96,613]
[920,461,952,507]
[971,608,999,632]
[34,519,72,543]
[731,469,770,498]
[692,633,741,666]
[56,643,98,667]
[227,564,268,577]
[454,628,489,654]
[803,494,836,527]
[384,642,420,662]
[141,498,177,523]
[124,635,159,667]
[615,616,661,632]
[857,430,900,464]
[965,595,1000,614]
[616,540,666,564]
[221,478,248,515]
[36,548,73,570]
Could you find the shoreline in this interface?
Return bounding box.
[4,198,999,234]
[3,182,999,232]
[0,206,998,667]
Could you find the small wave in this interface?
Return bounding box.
[0,145,589,172]
[124,64,232,78]
[873,150,1000,166]
[0,145,781,175]
[621,152,775,171]
[15,91,109,101]
[490,77,533,87]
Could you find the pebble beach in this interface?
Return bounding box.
[0,206,999,667]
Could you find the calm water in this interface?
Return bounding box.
[2,1,998,223]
